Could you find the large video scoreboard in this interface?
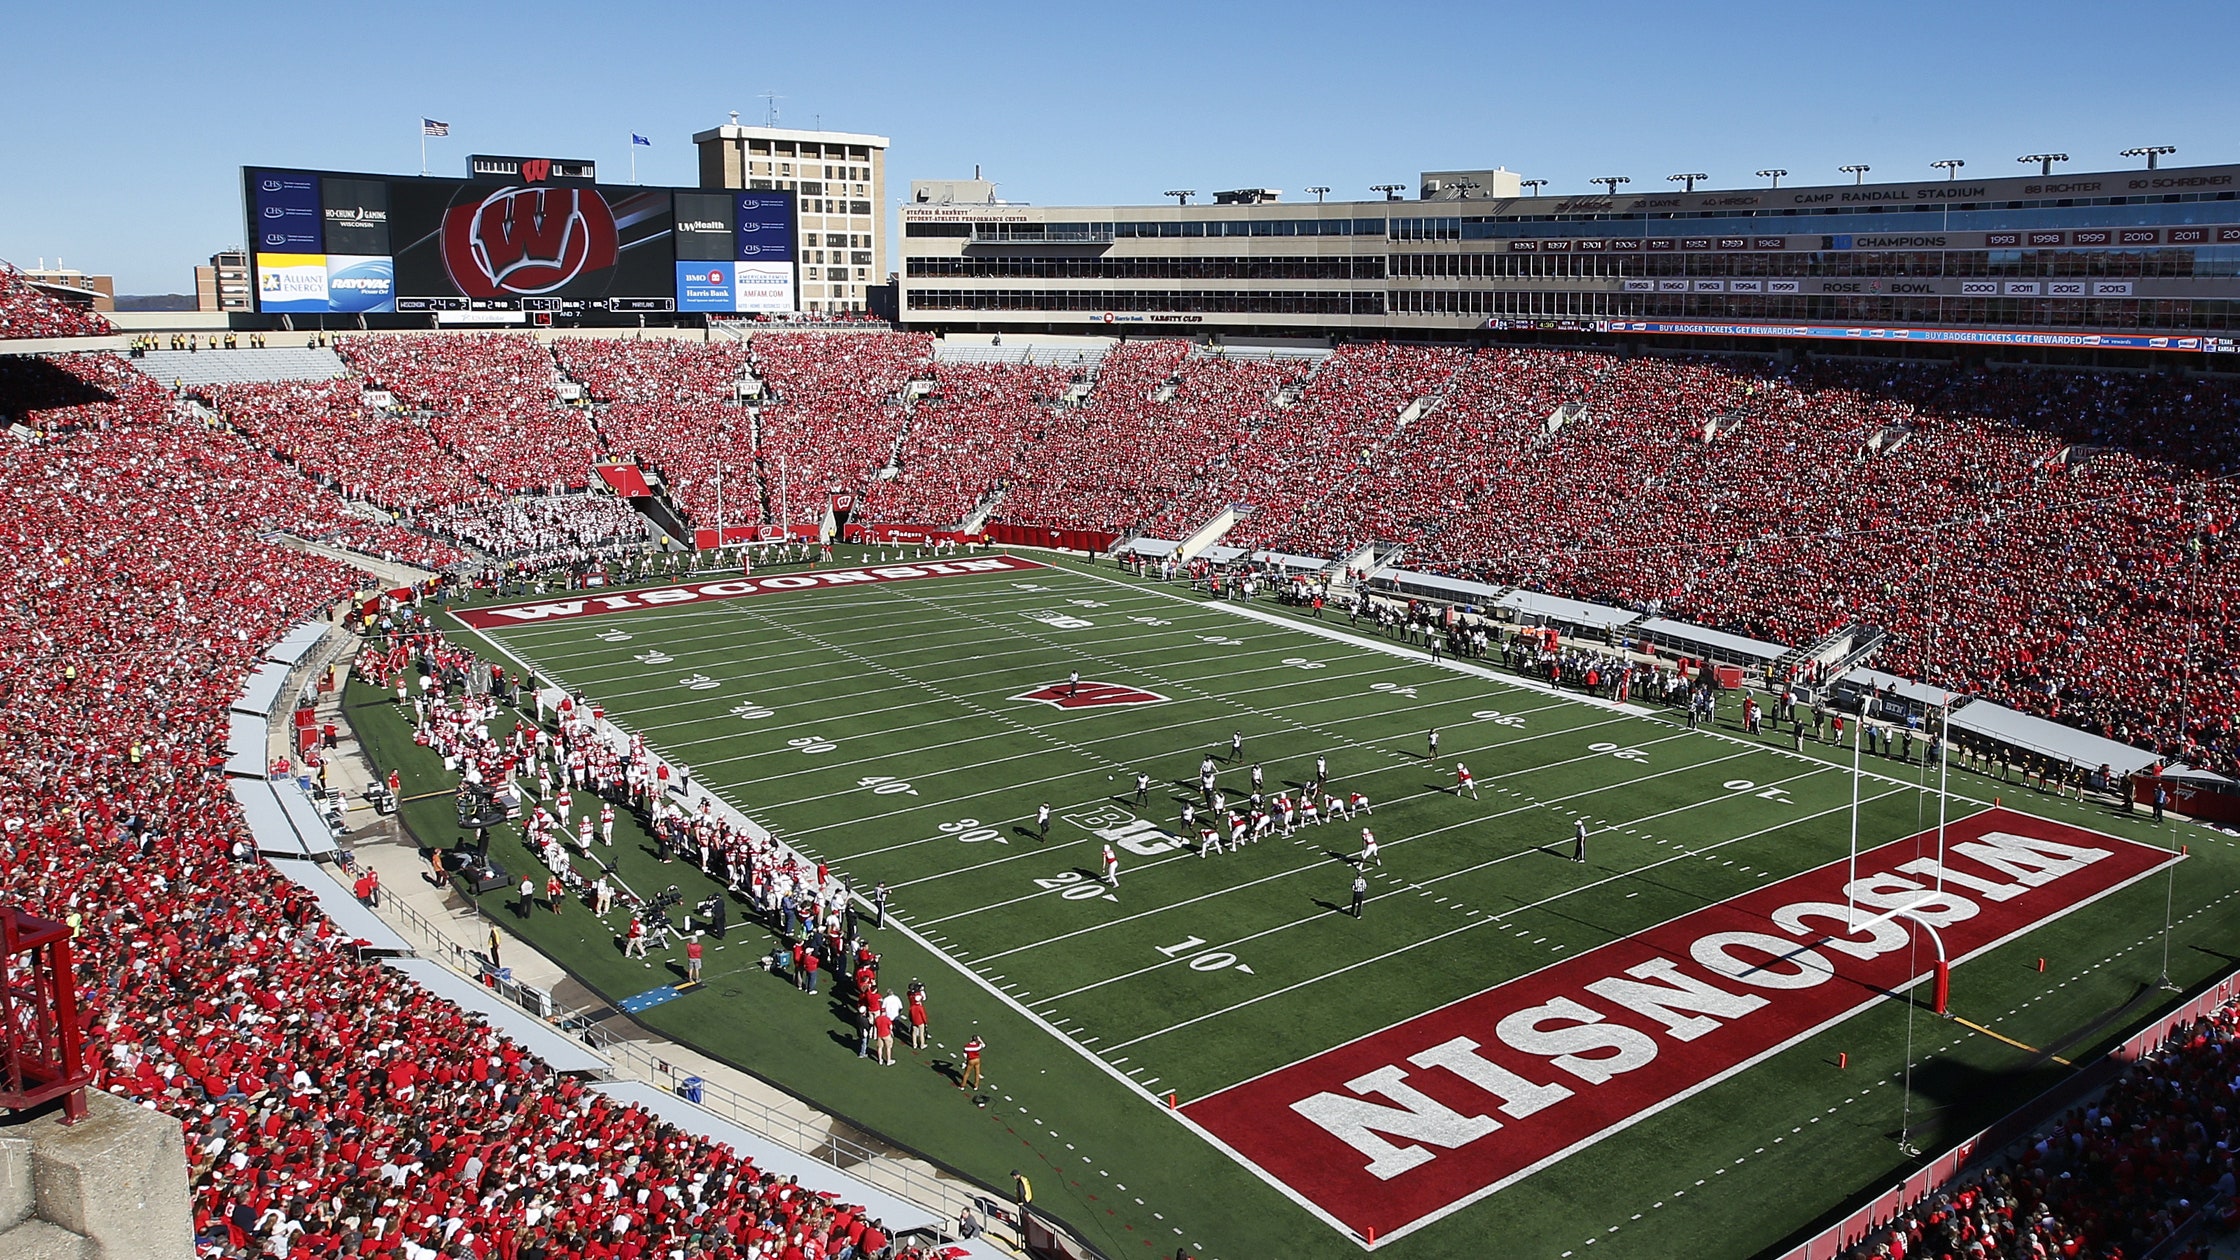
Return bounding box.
[244,166,796,318]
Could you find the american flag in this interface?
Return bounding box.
[421,118,450,137]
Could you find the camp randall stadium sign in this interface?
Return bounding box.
[1182,808,2175,1246]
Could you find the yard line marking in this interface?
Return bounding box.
[1097,785,1917,1058]
[1053,559,2006,809]
[904,729,1718,910]
[1018,754,1831,993]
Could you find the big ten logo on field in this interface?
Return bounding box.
[1064,804,1185,856]
[1022,610,1094,630]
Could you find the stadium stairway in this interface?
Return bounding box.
[616,467,696,548]
[133,345,346,389]
[1174,503,1246,562]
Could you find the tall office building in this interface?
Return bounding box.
[195,250,251,313]
[695,119,889,314]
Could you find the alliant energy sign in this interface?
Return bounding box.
[1184,808,2175,1246]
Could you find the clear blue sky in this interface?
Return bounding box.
[9,1,2237,293]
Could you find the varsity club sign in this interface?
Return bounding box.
[1183,809,2174,1245]
[453,556,1047,628]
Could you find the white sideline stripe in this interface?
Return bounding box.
[1055,561,2008,809]
[457,579,1286,1223]
[464,557,2118,1252]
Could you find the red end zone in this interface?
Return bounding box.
[453,556,1048,629]
[1183,808,2176,1245]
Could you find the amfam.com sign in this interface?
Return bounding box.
[453,556,1046,628]
[1184,808,2174,1246]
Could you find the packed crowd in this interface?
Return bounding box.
[555,338,758,527]
[868,359,1076,525]
[1212,341,1464,553]
[62,324,2240,769]
[0,263,113,339]
[0,350,938,1259]
[208,378,492,511]
[339,335,603,497]
[997,342,1302,534]
[1374,353,2240,771]
[749,332,929,526]
[1848,1003,2240,1260]
[0,354,462,570]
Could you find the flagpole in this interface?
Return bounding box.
[630,142,637,186]
[420,121,427,177]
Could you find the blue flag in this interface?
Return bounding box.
[631,133,651,146]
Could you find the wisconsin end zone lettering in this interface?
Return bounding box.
[453,556,1046,627]
[1183,809,2172,1245]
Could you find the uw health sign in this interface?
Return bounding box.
[1184,809,2173,1245]
[453,556,1046,628]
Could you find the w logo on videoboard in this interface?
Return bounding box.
[442,186,618,297]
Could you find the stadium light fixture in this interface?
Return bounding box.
[1838,163,1871,184]
[1590,175,1631,198]
[2121,144,2178,170]
[2017,153,2069,176]
[1519,179,1548,196]
[1756,168,1788,188]
[1163,189,1195,206]
[1370,183,1407,201]
[1450,178,1481,200]
[1667,172,1708,192]
[1929,158,1965,180]
[1305,185,1331,203]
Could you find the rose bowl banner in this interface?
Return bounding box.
[454,556,1045,628]
[1183,808,2175,1245]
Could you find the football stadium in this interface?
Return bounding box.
[9,17,2240,1260]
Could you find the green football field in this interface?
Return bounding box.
[349,547,2240,1260]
